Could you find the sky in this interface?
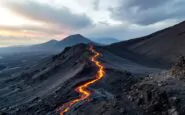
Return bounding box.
[0,0,185,47]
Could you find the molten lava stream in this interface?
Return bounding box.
[57,45,106,115]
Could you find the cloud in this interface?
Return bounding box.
[78,19,179,40]
[0,35,49,47]
[0,24,69,37]
[1,0,185,47]
[109,0,185,25]
[2,0,93,30]
[92,0,100,10]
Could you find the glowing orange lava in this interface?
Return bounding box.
[57,45,106,115]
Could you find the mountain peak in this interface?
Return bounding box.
[58,34,92,47]
[42,39,58,46]
[71,34,84,37]
[46,39,58,43]
[65,34,86,40]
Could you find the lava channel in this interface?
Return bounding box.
[56,45,106,115]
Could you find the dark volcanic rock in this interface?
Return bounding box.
[126,58,185,115]
[128,83,172,115]
[0,111,6,115]
[171,56,185,80]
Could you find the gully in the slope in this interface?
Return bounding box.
[56,45,106,115]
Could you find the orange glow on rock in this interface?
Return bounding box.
[57,45,106,115]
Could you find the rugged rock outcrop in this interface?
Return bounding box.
[171,56,185,80]
[126,57,185,115]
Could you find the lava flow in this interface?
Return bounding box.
[57,45,106,115]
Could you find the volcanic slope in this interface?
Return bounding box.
[0,44,90,114]
[109,21,185,65]
[0,44,160,115]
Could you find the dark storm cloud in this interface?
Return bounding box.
[110,0,185,25]
[3,1,93,29]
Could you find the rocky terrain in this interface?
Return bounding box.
[0,44,161,115]
[127,56,185,115]
[69,51,185,115]
[0,43,183,115]
[1,21,185,115]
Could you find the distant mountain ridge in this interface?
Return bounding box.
[58,34,92,46]
[0,34,93,54]
[33,34,92,49]
[92,38,119,45]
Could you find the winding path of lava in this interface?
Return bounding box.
[57,45,106,115]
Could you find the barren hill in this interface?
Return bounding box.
[109,21,185,65]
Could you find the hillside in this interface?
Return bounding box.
[0,35,93,87]
[109,21,185,64]
[1,43,185,115]
[0,44,161,114]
